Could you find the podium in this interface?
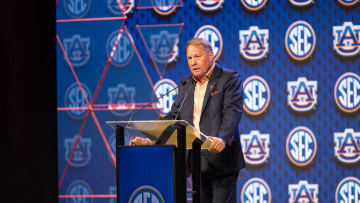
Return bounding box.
[106,120,212,203]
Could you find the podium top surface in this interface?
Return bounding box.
[106,120,212,149]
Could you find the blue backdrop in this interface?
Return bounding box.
[57,0,360,202]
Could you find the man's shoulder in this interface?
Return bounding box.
[180,75,195,85]
[215,64,241,79]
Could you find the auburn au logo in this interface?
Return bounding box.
[334,128,360,164]
[288,180,318,203]
[239,26,269,61]
[333,22,360,57]
[287,77,318,112]
[240,130,270,165]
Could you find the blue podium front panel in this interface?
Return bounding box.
[117,146,175,203]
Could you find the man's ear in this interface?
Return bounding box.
[209,51,214,62]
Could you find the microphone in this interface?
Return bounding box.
[127,80,187,126]
[174,80,196,120]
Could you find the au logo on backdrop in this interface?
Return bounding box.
[287,77,318,112]
[153,79,178,117]
[243,75,270,116]
[241,0,267,11]
[65,82,92,119]
[107,0,135,15]
[129,186,164,203]
[285,21,316,61]
[333,22,360,57]
[107,83,135,116]
[239,26,269,61]
[334,128,360,164]
[194,25,223,61]
[335,177,360,203]
[64,0,91,18]
[66,180,93,203]
[106,29,134,68]
[334,72,360,113]
[241,178,271,203]
[288,180,318,203]
[63,34,90,67]
[240,130,270,165]
[150,30,179,64]
[286,126,317,167]
[196,0,224,11]
[288,0,314,7]
[65,134,92,167]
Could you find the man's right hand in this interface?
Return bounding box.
[129,137,152,146]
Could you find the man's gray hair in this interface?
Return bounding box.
[186,38,213,52]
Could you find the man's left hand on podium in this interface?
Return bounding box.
[208,137,225,153]
[129,137,152,146]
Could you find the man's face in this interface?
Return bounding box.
[186,44,214,80]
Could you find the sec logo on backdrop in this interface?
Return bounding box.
[335,177,360,203]
[334,72,360,113]
[241,177,271,203]
[108,0,135,15]
[288,180,318,203]
[152,0,178,16]
[194,25,223,61]
[64,0,91,18]
[333,22,360,57]
[106,29,134,68]
[64,82,91,119]
[286,126,317,167]
[334,128,360,164]
[196,0,224,11]
[243,75,270,116]
[285,21,316,61]
[153,79,178,117]
[129,185,164,203]
[241,0,267,11]
[66,180,93,203]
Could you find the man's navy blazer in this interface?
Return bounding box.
[164,64,246,175]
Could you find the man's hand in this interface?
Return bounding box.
[129,137,152,146]
[208,137,225,153]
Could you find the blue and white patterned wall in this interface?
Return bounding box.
[56,0,360,202]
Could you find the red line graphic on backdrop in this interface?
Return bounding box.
[56,2,183,198]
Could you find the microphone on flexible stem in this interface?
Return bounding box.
[174,80,196,121]
[126,80,187,127]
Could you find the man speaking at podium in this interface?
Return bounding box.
[131,38,245,203]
